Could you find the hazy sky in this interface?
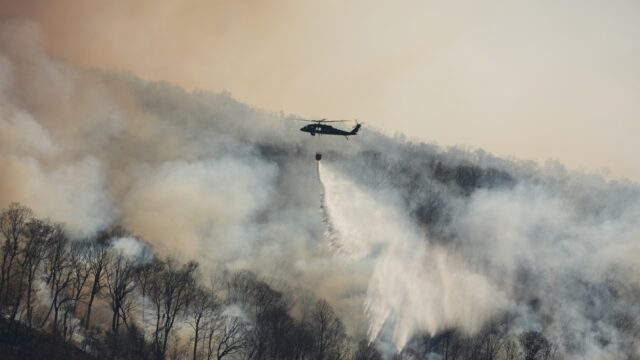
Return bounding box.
[2,0,639,180]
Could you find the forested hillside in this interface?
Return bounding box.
[1,21,640,359]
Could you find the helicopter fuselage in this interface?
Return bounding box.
[300,123,360,137]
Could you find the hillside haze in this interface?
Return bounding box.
[1,21,640,358]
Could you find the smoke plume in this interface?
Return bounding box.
[1,20,640,358]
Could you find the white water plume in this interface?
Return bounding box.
[318,162,509,350]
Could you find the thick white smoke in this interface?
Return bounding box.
[2,20,640,358]
[451,183,640,358]
[121,158,277,261]
[111,236,154,263]
[319,157,640,357]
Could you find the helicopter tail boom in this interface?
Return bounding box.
[349,123,362,135]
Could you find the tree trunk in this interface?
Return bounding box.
[85,269,101,328]
[193,324,200,360]
[207,326,215,360]
[8,268,26,331]
[53,303,60,335]
[162,327,171,360]
[112,300,120,333]
[2,245,18,307]
[26,278,33,328]
[85,294,95,328]
[154,305,162,359]
[0,250,9,306]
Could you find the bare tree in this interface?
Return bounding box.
[188,285,219,360]
[40,225,74,335]
[61,240,93,339]
[308,299,348,360]
[208,315,246,360]
[0,203,32,313]
[69,241,92,312]
[137,257,164,335]
[105,250,140,333]
[21,218,53,329]
[148,259,198,360]
[201,272,248,360]
[224,270,317,360]
[84,228,119,329]
[225,270,259,309]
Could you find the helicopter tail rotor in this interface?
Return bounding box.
[350,120,362,135]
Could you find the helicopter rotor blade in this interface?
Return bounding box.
[294,119,348,123]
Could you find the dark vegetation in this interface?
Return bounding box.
[0,317,95,360]
[0,202,367,360]
[0,201,574,360]
[416,320,559,360]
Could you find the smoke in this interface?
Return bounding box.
[318,154,640,356]
[4,0,640,181]
[2,20,640,358]
[120,158,277,261]
[319,162,509,349]
[111,236,154,263]
[450,183,640,357]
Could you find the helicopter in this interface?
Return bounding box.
[299,119,361,138]
[298,119,362,161]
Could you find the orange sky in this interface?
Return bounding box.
[2,0,640,181]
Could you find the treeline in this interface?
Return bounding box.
[0,203,381,360]
[414,316,561,360]
[1,202,569,360]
